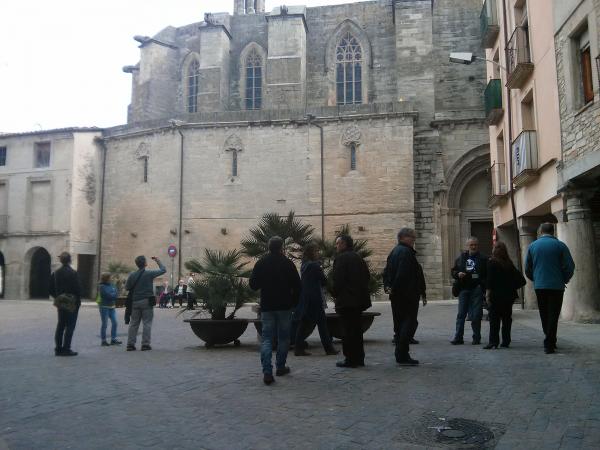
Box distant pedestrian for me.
[159,280,172,308]
[173,279,187,308]
[98,273,122,346]
[186,273,196,310]
[451,237,487,345]
[250,236,301,385]
[50,252,82,356]
[484,242,526,349]
[525,223,575,354]
[294,243,338,357]
[331,234,371,368]
[125,255,166,351]
[383,228,426,365]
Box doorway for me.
[77,254,95,299]
[29,247,51,298]
[470,221,494,257]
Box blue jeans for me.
[99,307,118,341]
[260,310,292,375]
[455,285,483,342]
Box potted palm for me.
[182,249,257,348]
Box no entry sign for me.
[167,245,177,258]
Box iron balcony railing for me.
[506,26,533,88]
[484,79,503,124]
[480,0,499,48]
[512,130,538,178]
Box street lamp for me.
[449,52,507,72]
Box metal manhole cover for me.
[396,413,506,448]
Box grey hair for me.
[397,228,416,242]
[466,236,479,244]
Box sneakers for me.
[101,341,110,347]
[263,373,275,385]
[141,345,152,351]
[110,339,122,345]
[126,345,136,351]
[397,356,419,365]
[275,366,290,376]
[450,339,464,345]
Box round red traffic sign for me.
[167,245,177,258]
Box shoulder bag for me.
[53,273,77,313]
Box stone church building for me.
[0,0,491,300]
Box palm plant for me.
[315,225,383,297]
[106,261,135,296]
[184,249,257,320]
[241,211,315,261]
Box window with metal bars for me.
[187,59,200,113]
[245,50,262,110]
[336,32,363,105]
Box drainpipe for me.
[502,0,524,307]
[95,136,108,288]
[174,125,184,281]
[306,115,325,240]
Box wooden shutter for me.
[581,47,594,104]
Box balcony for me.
[506,26,534,89]
[484,79,503,125]
[512,130,539,186]
[480,0,500,48]
[489,162,508,207]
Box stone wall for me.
[101,113,415,281]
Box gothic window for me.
[336,32,362,105]
[187,59,200,113]
[245,0,257,13]
[245,50,262,110]
[231,150,238,177]
[224,135,243,179]
[350,143,357,170]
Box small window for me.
[0,147,6,166]
[350,143,357,170]
[580,44,594,104]
[34,142,50,168]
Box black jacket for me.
[49,265,82,306]
[383,242,425,301]
[249,253,301,312]
[331,250,371,311]
[451,251,487,291]
[486,259,526,303]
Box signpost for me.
[167,245,177,288]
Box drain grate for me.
[396,413,506,448]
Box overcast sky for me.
[0,0,363,133]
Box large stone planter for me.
[184,319,249,348]
[251,319,315,344]
[326,312,381,340]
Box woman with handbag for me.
[484,241,527,349]
[294,243,338,356]
[98,273,122,346]
[49,252,81,356]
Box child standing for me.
[98,273,122,346]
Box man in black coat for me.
[451,237,487,345]
[383,228,426,365]
[331,234,371,368]
[49,252,82,356]
[250,236,301,385]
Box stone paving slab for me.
[1,300,600,449]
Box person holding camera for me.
[125,255,166,351]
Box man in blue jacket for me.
[525,222,575,354]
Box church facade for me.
[0,0,491,300]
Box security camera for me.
[449,52,477,64]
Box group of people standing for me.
[51,222,575,380]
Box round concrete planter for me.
[325,311,381,340]
[184,319,249,348]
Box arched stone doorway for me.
[0,251,5,298]
[28,247,51,299]
[440,145,493,295]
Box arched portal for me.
[29,247,51,299]
[0,251,5,298]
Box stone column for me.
[557,192,600,322]
[518,218,538,309]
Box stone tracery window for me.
[187,59,200,113]
[245,50,263,110]
[336,32,363,105]
[224,135,243,179]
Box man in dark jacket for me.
[49,252,82,356]
[451,237,487,345]
[250,236,301,385]
[331,234,371,368]
[383,228,426,365]
[525,222,575,354]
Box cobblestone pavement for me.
[1,300,600,450]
